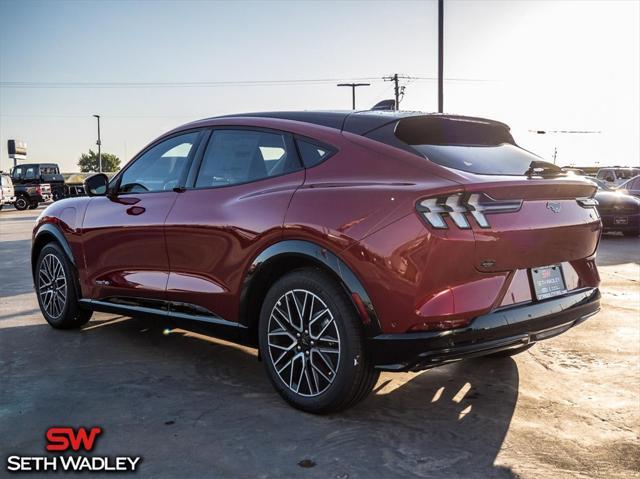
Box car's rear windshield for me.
[413,143,546,176]
[395,116,553,176]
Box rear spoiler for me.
[394,115,515,147]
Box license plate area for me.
[614,216,629,225]
[531,265,567,300]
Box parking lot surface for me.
[1,206,638,478]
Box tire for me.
[28,201,38,210]
[486,343,535,358]
[623,231,639,237]
[259,268,379,414]
[14,195,29,211]
[0,204,3,211]
[35,243,92,329]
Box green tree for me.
[78,149,121,172]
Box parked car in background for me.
[594,185,640,237]
[596,167,640,187]
[0,173,16,210]
[62,174,88,198]
[31,111,601,413]
[10,163,59,210]
[617,175,640,198]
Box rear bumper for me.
[369,288,600,371]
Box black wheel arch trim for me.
[240,239,382,336]
[32,223,76,274]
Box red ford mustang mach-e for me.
[32,111,601,413]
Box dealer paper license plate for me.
[531,265,567,300]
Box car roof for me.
[14,163,58,168]
[214,110,511,136]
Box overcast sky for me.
[0,0,638,172]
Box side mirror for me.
[84,173,109,196]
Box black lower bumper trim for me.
[369,288,600,371]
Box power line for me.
[0,75,493,89]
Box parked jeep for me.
[10,163,59,210]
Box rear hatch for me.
[391,115,601,272]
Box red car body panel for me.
[81,192,177,302]
[32,112,602,347]
[164,169,305,320]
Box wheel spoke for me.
[303,360,315,395]
[310,354,333,383]
[313,316,335,340]
[294,356,305,393]
[315,349,337,375]
[309,307,330,328]
[284,292,302,332]
[291,291,305,327]
[277,355,294,375]
[271,311,297,337]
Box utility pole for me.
[438,0,444,113]
[93,114,102,173]
[383,74,409,110]
[337,83,370,110]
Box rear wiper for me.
[525,160,563,177]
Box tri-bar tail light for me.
[576,197,599,208]
[416,192,523,229]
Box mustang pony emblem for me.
[546,202,562,213]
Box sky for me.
[0,0,638,172]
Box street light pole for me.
[337,83,370,110]
[93,114,102,173]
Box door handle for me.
[126,206,145,216]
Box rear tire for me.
[486,343,534,358]
[259,268,379,413]
[14,195,29,211]
[35,243,92,329]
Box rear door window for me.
[195,129,300,188]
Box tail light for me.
[417,193,522,229]
[577,198,598,208]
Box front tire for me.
[35,243,92,329]
[28,201,38,210]
[259,268,379,413]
